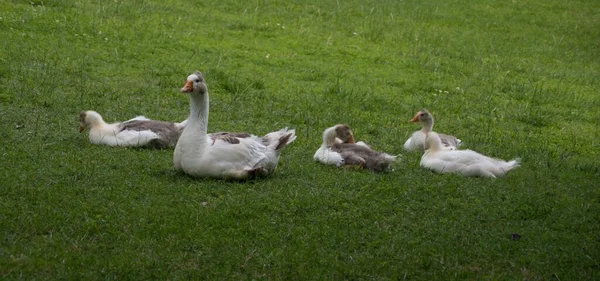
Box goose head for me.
[323,124,356,146]
[181,71,208,95]
[410,109,434,132]
[424,131,443,151]
[79,110,104,133]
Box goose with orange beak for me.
[173,71,296,180]
[403,109,461,152]
[314,124,397,172]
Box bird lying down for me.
[314,124,397,172]
[79,110,187,148]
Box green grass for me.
[1,0,599,279]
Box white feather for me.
[173,72,295,180]
[404,110,461,152]
[80,111,185,148]
[420,132,520,178]
[313,145,344,166]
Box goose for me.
[420,132,520,178]
[79,110,187,148]
[313,124,356,167]
[173,71,296,180]
[314,124,396,172]
[403,110,461,152]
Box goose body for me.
[314,124,396,172]
[173,71,296,180]
[420,132,519,178]
[404,110,461,152]
[79,110,187,148]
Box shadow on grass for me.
[152,167,288,185]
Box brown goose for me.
[314,124,397,172]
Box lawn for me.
[1,0,599,279]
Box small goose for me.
[404,110,461,152]
[420,132,520,178]
[314,124,397,172]
[173,71,296,180]
[79,110,187,148]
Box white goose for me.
[420,132,520,178]
[314,124,396,172]
[404,110,461,152]
[79,110,187,148]
[173,71,296,180]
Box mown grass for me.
[1,0,599,280]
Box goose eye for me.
[194,79,200,83]
[420,113,425,116]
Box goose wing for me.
[205,135,269,169]
[314,145,344,166]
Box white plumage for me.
[404,110,461,152]
[314,125,354,167]
[314,124,396,172]
[79,110,187,148]
[420,132,520,178]
[173,71,296,180]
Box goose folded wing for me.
[208,136,268,168]
[314,146,344,165]
[115,129,160,146]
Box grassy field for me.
[1,0,599,279]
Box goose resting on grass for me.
[79,110,187,148]
[404,109,461,152]
[314,124,397,172]
[420,132,520,178]
[173,71,296,180]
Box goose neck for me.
[323,127,339,146]
[425,135,443,151]
[421,119,434,133]
[188,92,209,133]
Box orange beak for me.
[347,134,355,144]
[181,81,193,93]
[410,113,420,122]
[79,126,85,133]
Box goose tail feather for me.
[264,128,296,151]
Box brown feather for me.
[332,143,394,172]
[209,132,252,145]
[275,133,293,151]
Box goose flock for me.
[79,71,520,179]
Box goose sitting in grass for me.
[79,110,187,148]
[420,132,520,178]
[173,71,296,180]
[404,109,461,152]
[314,124,397,172]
